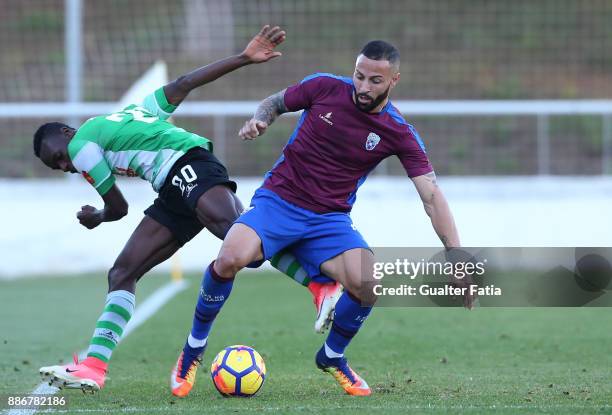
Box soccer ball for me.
[210,345,266,397]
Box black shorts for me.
[144,147,237,246]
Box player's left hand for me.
[77,205,103,229]
[242,25,286,64]
[451,274,477,310]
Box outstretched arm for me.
[239,89,288,140]
[163,25,286,106]
[412,172,477,309]
[411,171,460,249]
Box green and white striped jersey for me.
[68,88,212,195]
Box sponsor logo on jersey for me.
[82,171,95,185]
[319,112,334,125]
[365,132,381,151]
[115,167,138,177]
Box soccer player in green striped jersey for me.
[34,25,341,395]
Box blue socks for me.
[183,262,234,363]
[183,263,370,368]
[324,291,372,357]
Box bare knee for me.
[339,277,373,304]
[213,223,263,278]
[321,249,378,305]
[214,248,251,279]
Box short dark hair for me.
[360,40,400,67]
[33,122,70,157]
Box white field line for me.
[5,280,189,415]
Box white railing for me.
[4,99,612,117]
[2,100,612,175]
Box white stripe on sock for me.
[88,290,135,361]
[276,253,296,272]
[324,342,344,358]
[87,344,113,359]
[187,334,207,348]
[98,311,129,326]
[106,290,136,309]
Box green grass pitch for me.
[1,271,611,414]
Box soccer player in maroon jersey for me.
[177,40,473,396]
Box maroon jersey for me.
[263,73,433,213]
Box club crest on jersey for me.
[365,132,381,151]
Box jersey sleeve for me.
[68,138,116,196]
[284,74,337,111]
[396,124,434,178]
[140,87,178,120]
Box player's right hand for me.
[239,119,268,140]
[77,205,103,229]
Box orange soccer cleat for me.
[315,347,371,396]
[308,280,343,333]
[170,350,202,398]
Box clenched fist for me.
[77,205,103,229]
[239,119,269,140]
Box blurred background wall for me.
[2,0,612,178]
[1,0,611,277]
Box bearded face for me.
[352,54,400,113]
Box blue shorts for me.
[235,188,369,278]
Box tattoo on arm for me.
[254,89,288,125]
[422,171,438,203]
[418,171,455,249]
[425,171,438,186]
